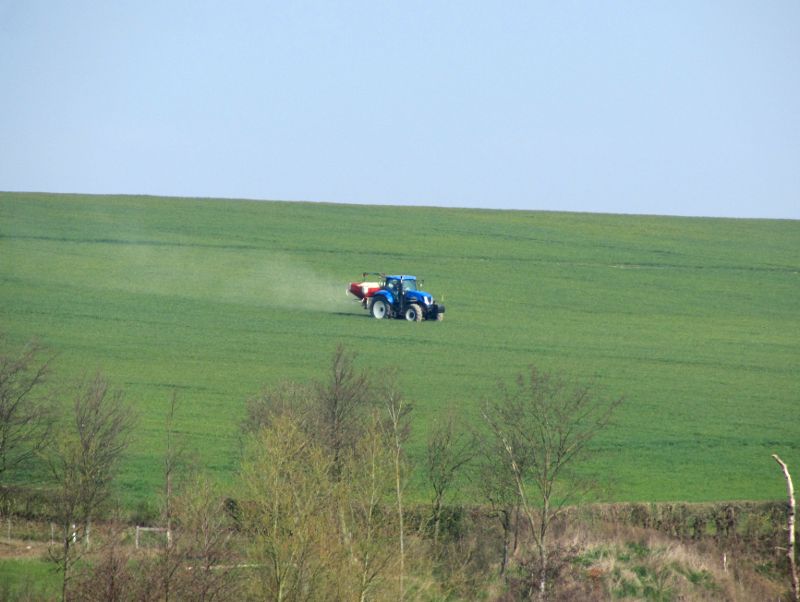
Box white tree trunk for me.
[773,454,798,602]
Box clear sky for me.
[1,1,798,219]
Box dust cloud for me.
[229,255,353,313]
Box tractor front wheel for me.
[404,304,423,322]
[371,298,390,320]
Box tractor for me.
[347,274,445,322]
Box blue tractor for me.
[348,274,445,322]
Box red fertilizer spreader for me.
[347,280,382,307]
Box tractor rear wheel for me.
[405,304,423,322]
[371,298,389,320]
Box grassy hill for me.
[1,192,797,506]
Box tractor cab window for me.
[401,278,417,291]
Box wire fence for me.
[0,517,172,549]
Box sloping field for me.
[1,192,797,505]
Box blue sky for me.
[2,1,798,219]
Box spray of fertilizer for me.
[215,254,351,313]
[88,244,351,313]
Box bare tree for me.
[481,366,621,599]
[426,411,474,546]
[313,344,374,478]
[475,425,525,578]
[0,337,54,512]
[46,373,136,602]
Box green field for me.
[0,558,60,599]
[1,192,797,506]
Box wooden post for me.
[773,454,798,602]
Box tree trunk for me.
[394,444,405,601]
[60,533,71,602]
[499,508,511,577]
[773,454,798,602]
[432,498,441,546]
[538,536,547,600]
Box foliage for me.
[237,351,413,601]
[240,412,336,600]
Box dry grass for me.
[551,521,787,601]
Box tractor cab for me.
[385,275,414,295]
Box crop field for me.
[1,192,798,507]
